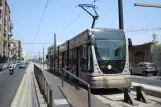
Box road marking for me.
[54,99,71,105]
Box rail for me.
[61,68,91,107]
[34,65,52,107]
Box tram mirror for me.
[128,38,133,51]
[89,36,95,45]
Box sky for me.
[7,0,161,58]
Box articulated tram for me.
[47,28,132,89]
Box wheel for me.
[142,72,147,76]
[153,74,157,76]
[130,70,134,75]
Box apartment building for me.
[0,0,13,63]
[12,40,22,61]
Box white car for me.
[131,62,158,76]
[13,64,17,69]
[19,64,26,69]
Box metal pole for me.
[118,0,124,29]
[50,89,52,107]
[134,3,161,8]
[54,33,56,73]
[87,85,91,107]
[39,51,40,63]
[43,47,44,70]
[62,70,64,87]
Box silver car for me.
[131,62,158,76]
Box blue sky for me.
[7,0,161,58]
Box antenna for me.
[78,4,99,28]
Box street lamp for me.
[118,0,124,29]
[134,3,161,8]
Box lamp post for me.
[134,3,161,8]
[118,0,124,29]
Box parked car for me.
[13,63,17,69]
[19,63,26,69]
[131,62,158,76]
[0,64,4,71]
[4,63,8,70]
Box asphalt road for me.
[0,65,28,107]
[131,75,161,87]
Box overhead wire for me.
[33,0,50,43]
[59,0,97,34]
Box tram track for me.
[94,89,161,107]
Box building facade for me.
[129,42,153,65]
[12,40,22,61]
[129,42,161,75]
[0,0,13,63]
[22,52,28,61]
[152,48,161,75]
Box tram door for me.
[76,48,81,78]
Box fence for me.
[34,65,52,107]
[61,68,91,107]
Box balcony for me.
[9,21,13,29]
[8,32,13,37]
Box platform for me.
[35,64,108,107]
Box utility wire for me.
[33,0,49,43]
[22,43,53,44]
[60,0,97,34]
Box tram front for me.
[88,28,132,89]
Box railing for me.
[61,68,91,107]
[34,65,52,107]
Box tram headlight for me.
[91,77,102,81]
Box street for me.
[0,65,27,107]
[131,75,161,87]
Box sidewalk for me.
[35,64,108,107]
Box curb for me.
[132,82,161,98]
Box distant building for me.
[0,0,13,63]
[12,40,22,61]
[129,42,153,65]
[152,48,161,75]
[129,42,161,75]
[22,52,28,61]
[9,40,16,62]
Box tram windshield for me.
[95,40,126,60]
[93,29,126,61]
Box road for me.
[0,65,27,107]
[131,75,161,87]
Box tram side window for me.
[87,46,93,72]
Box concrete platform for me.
[132,82,161,98]
[35,64,108,107]
[59,87,107,107]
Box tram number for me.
[100,65,106,69]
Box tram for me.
[47,28,132,89]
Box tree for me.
[156,44,161,48]
[152,33,158,48]
[48,45,54,51]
